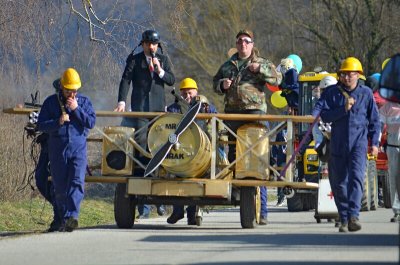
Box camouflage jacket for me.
[213,52,282,113]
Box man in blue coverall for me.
[314,57,380,232]
[38,68,96,232]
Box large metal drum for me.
[147,113,211,178]
[235,124,270,180]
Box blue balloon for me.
[287,54,302,73]
[371,73,381,82]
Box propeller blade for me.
[144,101,201,177]
[175,101,201,136]
[144,141,173,177]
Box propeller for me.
[144,101,202,177]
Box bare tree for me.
[292,0,400,74]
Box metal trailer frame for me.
[4,108,319,228]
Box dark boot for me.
[47,220,61,232]
[348,217,362,232]
[186,206,196,225]
[167,206,184,224]
[338,223,348,233]
[390,214,400,223]
[64,217,78,232]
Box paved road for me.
[0,204,399,265]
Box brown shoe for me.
[338,223,348,233]
[65,217,78,232]
[348,217,361,232]
[390,214,400,223]
[259,217,268,225]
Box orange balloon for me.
[266,83,280,92]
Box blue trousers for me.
[329,146,366,223]
[260,186,268,218]
[49,139,87,222]
[35,149,60,223]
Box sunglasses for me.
[339,72,358,78]
[236,37,253,44]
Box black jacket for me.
[118,51,175,112]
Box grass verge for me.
[0,197,115,232]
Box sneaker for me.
[338,223,348,232]
[167,212,184,224]
[136,214,149,220]
[348,217,362,232]
[64,217,78,232]
[156,205,166,216]
[47,220,61,232]
[390,214,400,223]
[259,216,268,225]
[276,197,285,207]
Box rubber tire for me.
[195,206,203,226]
[240,187,257,229]
[114,183,136,229]
[287,193,303,212]
[367,160,378,210]
[302,193,317,211]
[381,171,392,209]
[361,160,378,211]
[195,216,202,226]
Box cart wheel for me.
[240,187,257,229]
[114,183,136,229]
[368,160,378,210]
[195,216,202,226]
[361,159,378,211]
[195,206,203,226]
[381,171,392,209]
[287,193,303,212]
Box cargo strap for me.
[56,93,67,115]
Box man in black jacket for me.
[115,29,175,218]
[115,29,175,163]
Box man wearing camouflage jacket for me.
[213,29,282,225]
[213,29,282,160]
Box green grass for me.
[0,197,115,232]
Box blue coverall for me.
[37,92,96,223]
[317,82,380,223]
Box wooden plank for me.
[84,175,318,189]
[3,107,315,123]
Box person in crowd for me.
[115,29,175,218]
[379,100,400,222]
[314,57,380,232]
[213,29,282,225]
[272,127,288,207]
[33,78,61,232]
[37,68,96,232]
[166,77,217,225]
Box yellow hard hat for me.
[180,78,198,90]
[382,58,390,70]
[61,68,81,90]
[339,57,363,74]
